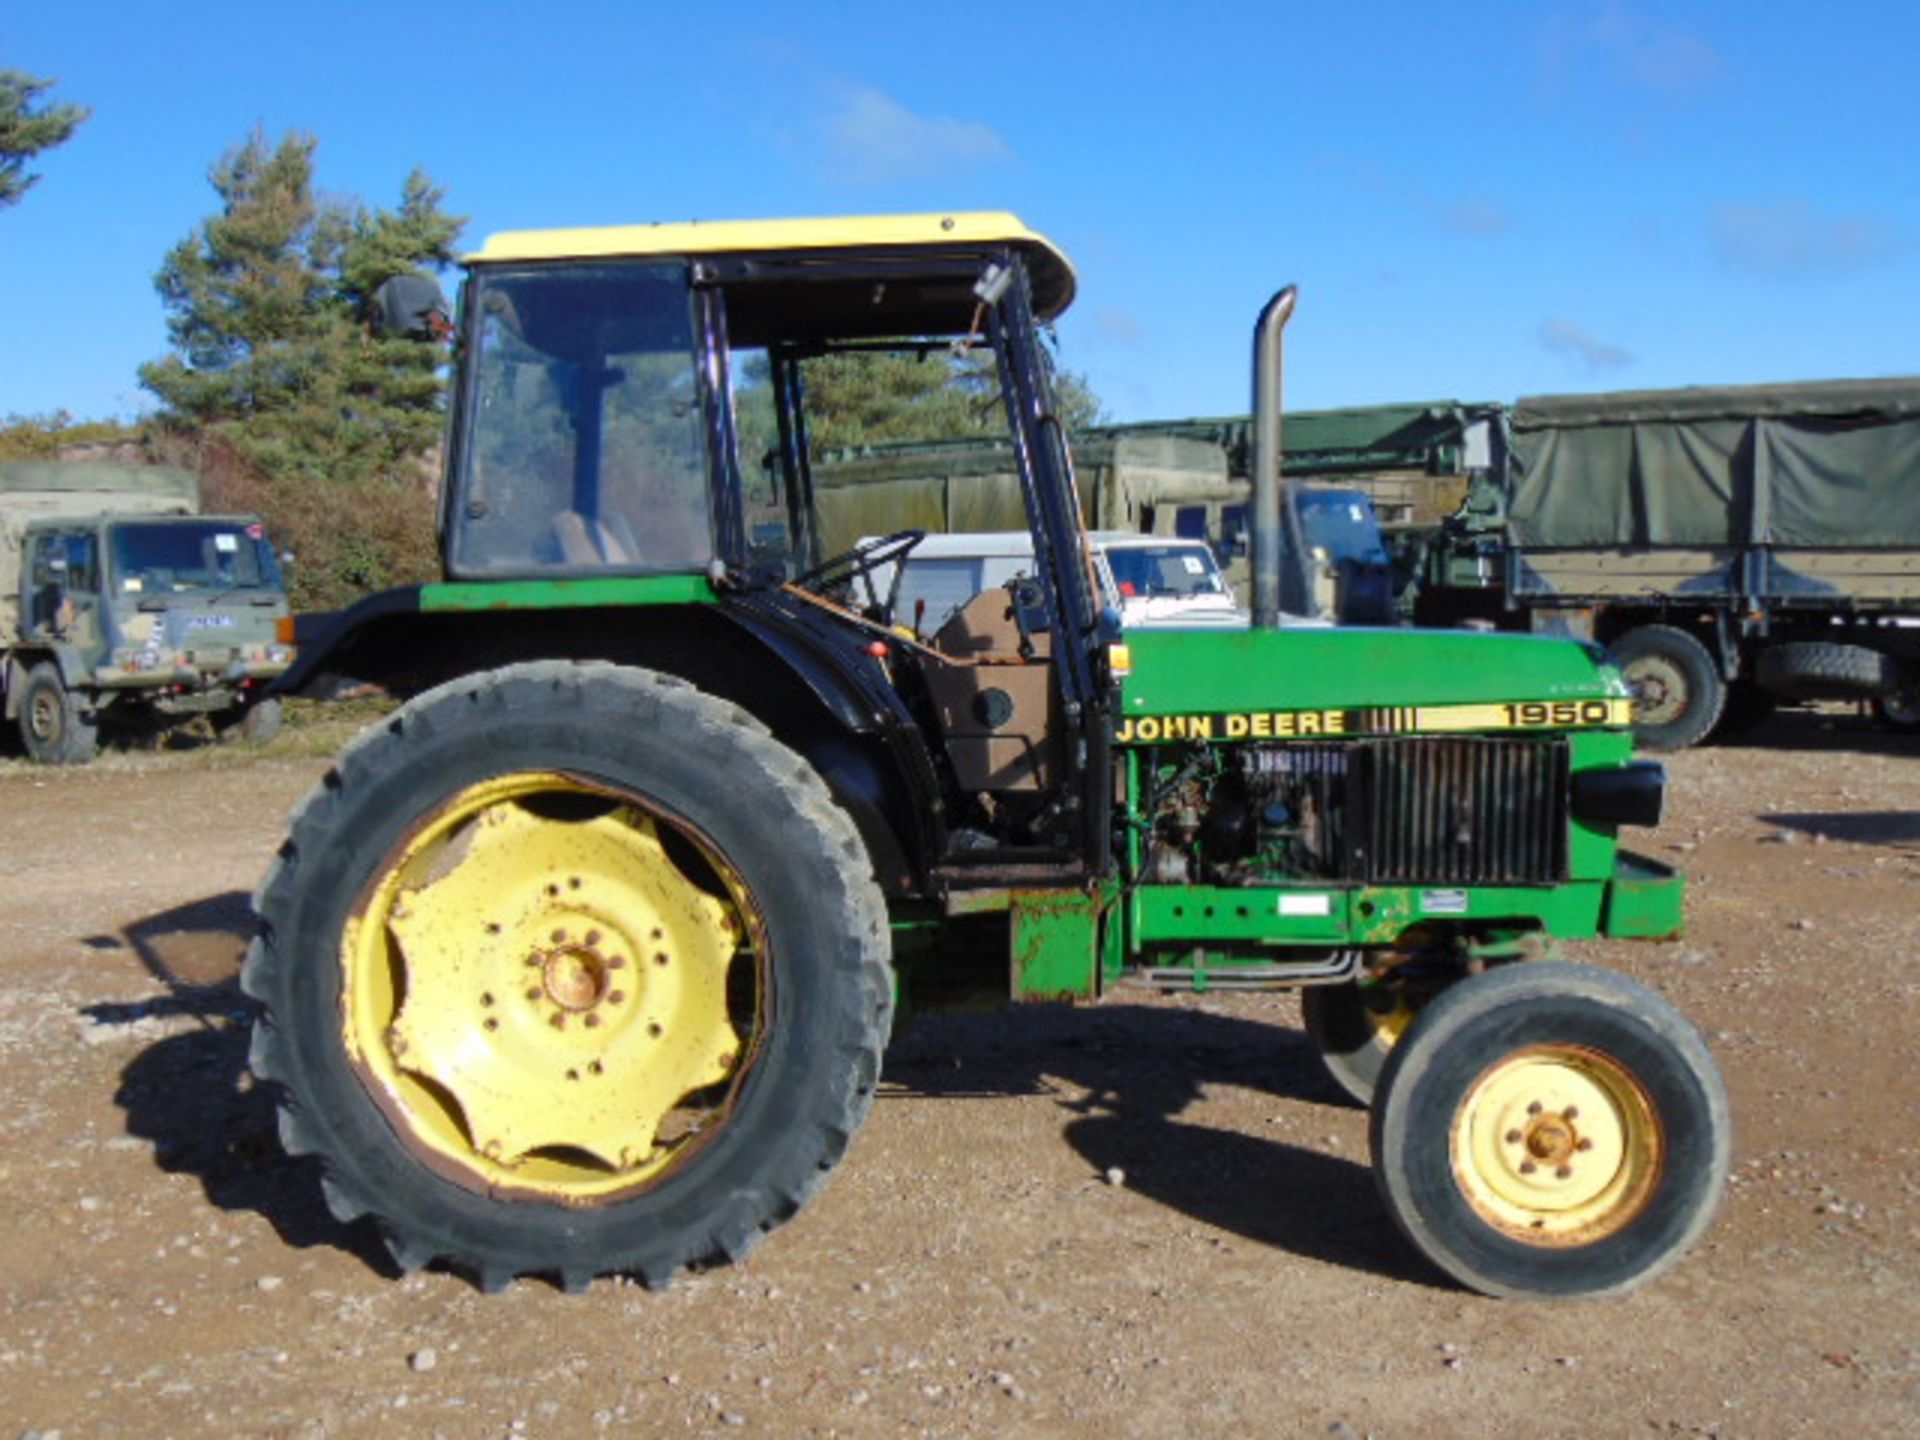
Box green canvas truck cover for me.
[811,432,1234,553]
[1506,379,1920,549]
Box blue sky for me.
[4,1,1916,425]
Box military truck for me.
[249,213,1727,1300]
[1,461,292,762]
[1412,380,1920,748]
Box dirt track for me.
[3,709,1919,1438]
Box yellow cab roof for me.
[469,211,1077,322]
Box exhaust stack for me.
[1250,285,1299,630]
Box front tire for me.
[17,662,98,764]
[1370,963,1729,1299]
[243,661,893,1292]
[1606,626,1724,752]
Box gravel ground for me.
[2,707,1918,1438]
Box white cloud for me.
[818,87,1008,187]
[1539,318,1634,370]
[1539,2,1720,101]
[1318,156,1509,238]
[1711,201,1903,274]
[1433,197,1511,238]
[1588,3,1721,94]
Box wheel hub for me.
[343,774,755,1198]
[536,938,617,1013]
[1624,660,1683,726]
[28,691,58,741]
[1452,1046,1661,1244]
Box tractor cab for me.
[431,214,1114,876]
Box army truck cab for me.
[256,214,1726,1301]
[1,462,292,762]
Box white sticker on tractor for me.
[215,533,239,552]
[1421,890,1470,915]
[1278,893,1331,917]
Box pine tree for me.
[801,346,1104,452]
[139,129,465,606]
[140,131,463,482]
[0,70,89,209]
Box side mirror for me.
[370,274,453,341]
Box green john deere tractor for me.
[246,213,1728,1299]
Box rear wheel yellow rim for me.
[341,772,762,1203]
[1451,1046,1662,1245]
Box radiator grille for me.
[1348,737,1569,885]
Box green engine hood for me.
[1117,626,1628,740]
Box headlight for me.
[1571,760,1666,829]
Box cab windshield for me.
[1103,543,1229,600]
[110,522,281,595]
[450,263,712,575]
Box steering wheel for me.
[791,529,927,609]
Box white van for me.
[872,530,1248,634]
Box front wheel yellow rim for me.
[1451,1045,1662,1246]
[341,772,764,1204]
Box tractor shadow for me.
[79,890,394,1277]
[884,1002,1438,1288]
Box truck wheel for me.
[1302,978,1417,1106]
[1872,685,1920,732]
[1370,963,1729,1299]
[243,661,893,1292]
[17,662,99,765]
[217,697,283,745]
[1605,626,1724,751]
[1755,641,1899,701]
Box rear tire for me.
[17,662,98,765]
[243,661,893,1292]
[1606,626,1724,751]
[1370,963,1729,1299]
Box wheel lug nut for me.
[609,956,627,970]
[1505,1129,1523,1145]
[584,1014,602,1029]
[551,928,568,943]
[1527,1101,1544,1115]
[1563,1106,1580,1120]
[1519,1161,1537,1175]
[525,987,542,1002]
[586,929,602,946]
[608,990,626,1005]
[549,1013,567,1030]
[1576,1138,1594,1152]
[1556,1165,1573,1179]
